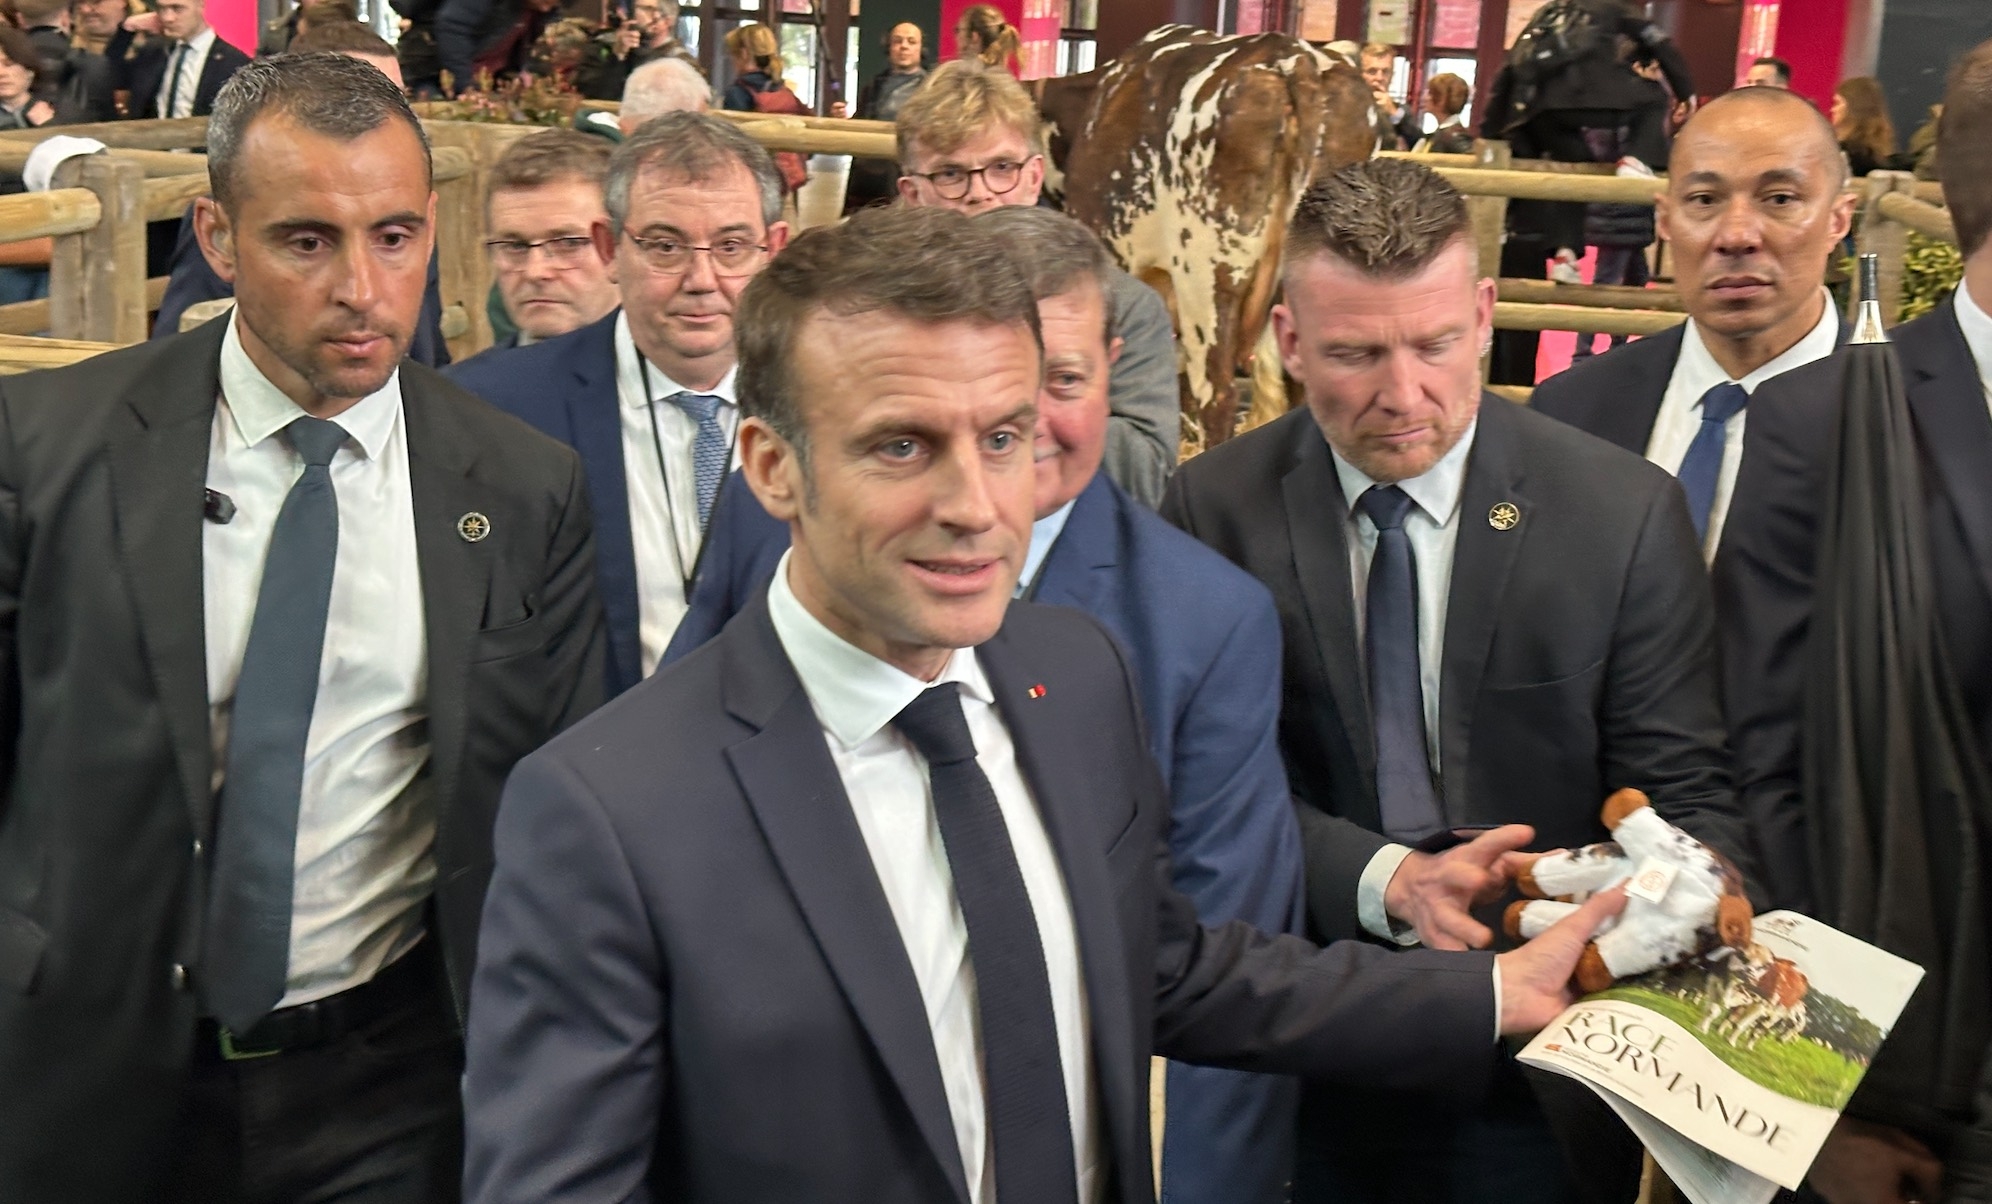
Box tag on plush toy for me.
[1624,857,1678,904]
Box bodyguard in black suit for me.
[1718,48,1992,1198]
[106,0,248,118]
[1531,87,1855,560]
[464,202,1620,1204]
[1162,160,1751,1204]
[0,56,602,1203]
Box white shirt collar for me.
[1017,496,1078,597]
[767,549,996,751]
[1950,278,1992,403]
[1328,416,1479,527]
[179,25,216,56]
[1677,289,1840,398]
[614,309,737,409]
[219,311,401,460]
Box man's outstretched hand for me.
[1494,888,1627,1036]
[1384,824,1536,950]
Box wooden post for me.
[48,153,147,345]
[1857,171,1913,328]
[1468,139,1511,383]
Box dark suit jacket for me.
[152,206,452,369]
[0,316,606,1202]
[1716,296,1992,1191]
[107,26,248,118]
[464,595,1497,1204]
[1161,398,1752,942]
[1529,322,1686,455]
[446,312,647,694]
[660,470,1310,1199]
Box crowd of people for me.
[0,11,1987,1204]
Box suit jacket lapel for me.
[402,369,492,831]
[978,623,1142,1191]
[1905,299,1992,608]
[1280,420,1376,808]
[107,319,227,835]
[566,318,643,692]
[1438,398,1531,823]
[1030,475,1118,614]
[722,600,971,1204]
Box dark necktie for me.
[1676,381,1749,541]
[671,392,727,529]
[893,683,1078,1204]
[1359,485,1445,842]
[162,41,189,118]
[203,415,348,1034]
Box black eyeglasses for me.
[484,235,596,268]
[907,156,1035,201]
[621,231,768,276]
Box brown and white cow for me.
[1038,25,1377,453]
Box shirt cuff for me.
[1491,960,1503,1042]
[1356,843,1421,946]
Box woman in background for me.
[0,24,80,304]
[1415,72,1473,155]
[953,4,1017,75]
[1832,76,1896,177]
[721,22,810,195]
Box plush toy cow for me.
[1504,788,1754,994]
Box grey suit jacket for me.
[464,596,1499,1204]
[0,316,606,1202]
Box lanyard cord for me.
[637,354,738,600]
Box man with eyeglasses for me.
[895,59,1182,507]
[450,112,787,698]
[467,129,619,358]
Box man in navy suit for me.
[1530,87,1855,561]
[450,112,789,696]
[1718,43,1992,1201]
[662,203,1539,1202]
[462,200,1620,1204]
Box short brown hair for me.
[11,0,67,28]
[973,205,1116,342]
[1359,42,1395,64]
[895,58,1041,164]
[288,19,393,58]
[736,204,1041,461]
[1426,72,1469,121]
[0,25,44,82]
[296,0,359,28]
[1285,158,1472,281]
[1940,42,1992,258]
[488,128,611,211]
[604,110,782,234]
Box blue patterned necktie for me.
[671,392,728,529]
[204,415,348,1034]
[1359,485,1446,843]
[1677,381,1750,541]
[893,684,1079,1204]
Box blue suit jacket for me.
[664,471,1309,1202]
[447,312,646,695]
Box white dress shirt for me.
[1949,277,1992,412]
[767,552,1101,1204]
[205,315,432,1008]
[157,25,215,119]
[1326,424,1476,945]
[1016,497,1077,597]
[614,312,739,676]
[1646,293,1840,560]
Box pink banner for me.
[206,0,256,59]
[1430,0,1480,50]
[1736,0,1781,89]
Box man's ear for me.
[1272,302,1302,380]
[764,220,791,256]
[1106,335,1123,368]
[737,416,804,524]
[192,195,238,286]
[591,218,619,285]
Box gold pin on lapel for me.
[1488,502,1520,531]
[458,512,491,543]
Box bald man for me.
[1531,86,1855,562]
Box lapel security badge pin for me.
[1028,684,1047,699]
[1488,502,1520,532]
[458,512,491,543]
